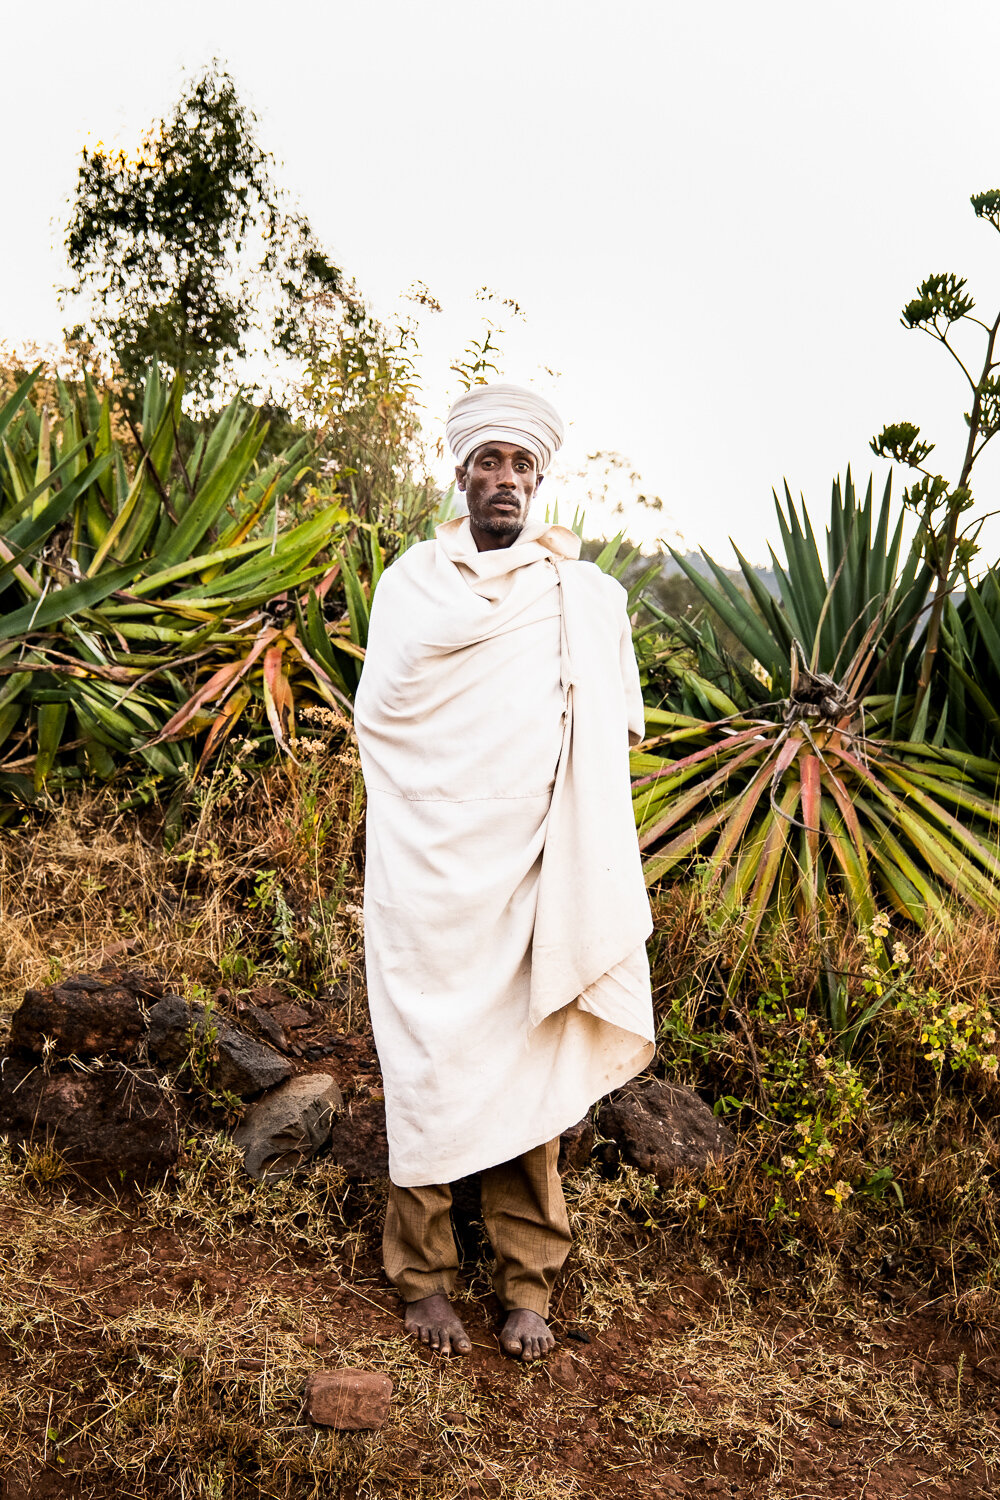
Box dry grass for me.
[644,885,1000,1328]
[3,760,1000,1495]
[2,1130,998,1499]
[0,744,368,1019]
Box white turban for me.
[446,382,565,473]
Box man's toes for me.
[454,1333,472,1354]
[500,1332,522,1356]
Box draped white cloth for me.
[354,516,655,1186]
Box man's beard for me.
[471,495,525,536]
[475,511,524,536]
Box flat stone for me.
[326,1096,389,1179]
[0,1057,179,1181]
[146,994,292,1098]
[234,1072,343,1179]
[600,1078,735,1185]
[304,1368,392,1430]
[10,978,145,1059]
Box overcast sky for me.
[4,0,1000,563]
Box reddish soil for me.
[2,982,998,1498]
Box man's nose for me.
[497,463,517,488]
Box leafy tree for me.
[64,63,341,403]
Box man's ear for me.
[535,471,544,489]
[455,465,468,493]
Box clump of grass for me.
[645,887,1000,1325]
[141,1129,380,1262]
[0,743,368,1024]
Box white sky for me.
[4,0,1000,564]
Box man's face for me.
[457,441,544,550]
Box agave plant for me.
[147,524,384,765]
[630,472,1000,962]
[0,364,352,806]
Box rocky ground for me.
[1,968,998,1499]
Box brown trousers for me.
[383,1137,571,1317]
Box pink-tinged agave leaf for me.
[819,758,870,864]
[636,739,766,850]
[767,730,801,801]
[841,745,1000,887]
[641,792,747,886]
[310,562,343,603]
[727,781,804,979]
[262,642,295,755]
[706,764,775,873]
[819,796,875,927]
[800,753,822,913]
[630,723,772,791]
[195,683,252,776]
[821,770,875,925]
[287,632,355,715]
[147,627,277,744]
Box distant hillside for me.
[663,548,778,598]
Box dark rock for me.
[0,1057,179,1181]
[304,1368,392,1430]
[326,1096,389,1179]
[600,1078,735,1184]
[558,1116,595,1172]
[241,1003,290,1052]
[234,1073,344,1179]
[270,1003,311,1030]
[101,967,165,1001]
[146,994,292,1098]
[247,984,296,1009]
[10,977,145,1059]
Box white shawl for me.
[354,516,655,1186]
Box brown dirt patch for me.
[1,1149,997,1500]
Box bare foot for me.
[404,1293,471,1356]
[500,1308,555,1362]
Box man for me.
[354,383,655,1361]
